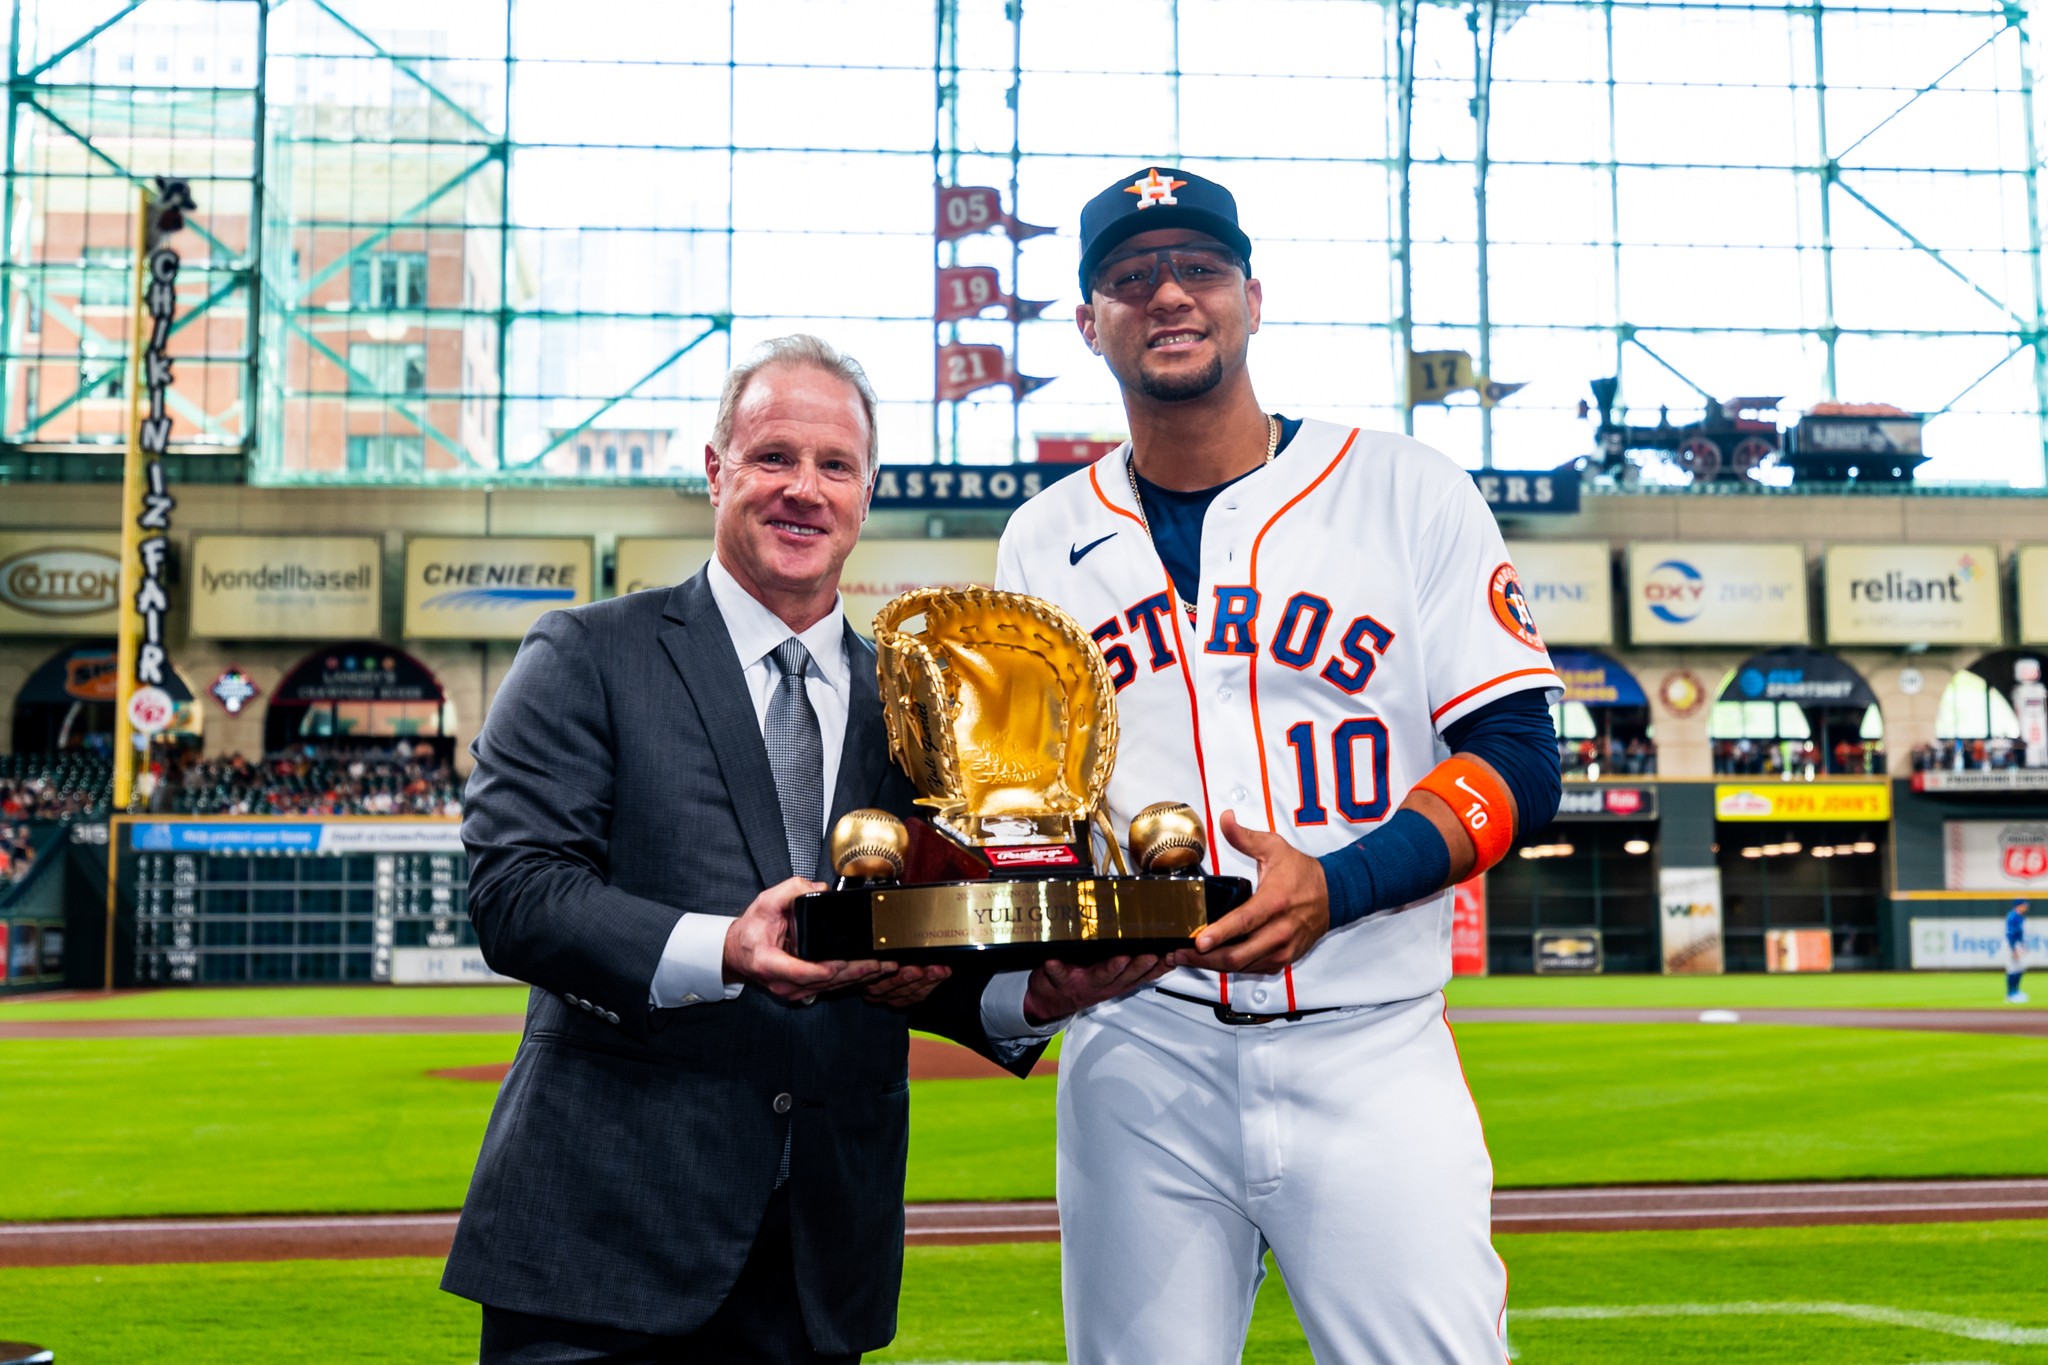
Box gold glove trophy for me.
[793,587,1250,968]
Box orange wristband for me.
[1411,756,1515,871]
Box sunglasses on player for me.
[1090,246,1247,304]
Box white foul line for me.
[1513,1301,2048,1346]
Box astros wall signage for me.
[189,535,382,640]
[1627,542,1807,645]
[1504,542,1612,644]
[403,537,592,640]
[1824,544,2001,646]
[0,531,122,634]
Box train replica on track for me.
[1582,376,1927,485]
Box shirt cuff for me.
[980,968,1065,1042]
[649,913,745,1008]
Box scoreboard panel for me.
[111,818,502,986]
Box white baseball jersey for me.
[997,418,1562,1012]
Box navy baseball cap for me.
[1077,166,1253,294]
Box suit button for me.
[565,994,580,1006]
[604,1010,619,1024]
[772,1093,794,1115]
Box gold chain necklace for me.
[1126,414,1281,621]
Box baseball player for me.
[2009,900,2029,1003]
[995,167,1564,1362]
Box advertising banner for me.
[1943,821,2048,891]
[1451,879,1486,976]
[1554,785,1657,819]
[1627,543,1808,645]
[1910,917,2048,969]
[1765,927,1833,972]
[403,537,592,640]
[610,539,999,635]
[0,531,122,635]
[1506,543,1612,644]
[189,535,382,640]
[130,820,462,854]
[2020,547,2048,644]
[1534,929,1602,974]
[1550,647,1646,708]
[1714,783,1890,822]
[390,946,516,985]
[1659,865,1725,974]
[840,541,998,634]
[1823,544,2001,645]
[613,538,715,597]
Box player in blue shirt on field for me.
[2008,900,2030,1004]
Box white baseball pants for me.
[1055,990,1508,1364]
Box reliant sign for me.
[1626,543,1808,645]
[1824,544,2001,646]
[403,537,593,640]
[0,532,122,634]
[189,535,382,640]
[1505,542,1611,644]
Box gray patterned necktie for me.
[765,637,824,880]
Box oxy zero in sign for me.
[126,685,174,735]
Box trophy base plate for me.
[794,875,1251,969]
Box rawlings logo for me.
[987,845,1080,868]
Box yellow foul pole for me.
[111,185,154,812]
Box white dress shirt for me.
[647,556,1054,1044]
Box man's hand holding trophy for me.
[794,586,1249,967]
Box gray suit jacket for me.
[441,569,1037,1350]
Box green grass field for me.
[6,1223,2045,1363]
[1,971,2037,1022]
[6,1023,2046,1218]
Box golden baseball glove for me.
[873,586,1118,844]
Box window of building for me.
[347,343,426,396]
[81,247,131,306]
[576,443,592,474]
[603,444,617,474]
[345,435,426,475]
[629,444,644,474]
[350,251,428,310]
[81,358,122,401]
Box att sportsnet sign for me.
[872,462,1579,514]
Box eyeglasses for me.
[1090,246,1245,304]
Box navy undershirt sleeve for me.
[1130,415,1301,608]
[1317,688,1561,928]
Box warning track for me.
[4,1180,2044,1268]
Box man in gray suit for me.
[442,337,1159,1362]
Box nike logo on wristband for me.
[1069,533,1117,565]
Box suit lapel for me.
[658,569,790,887]
[829,623,890,837]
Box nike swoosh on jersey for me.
[1070,533,1117,565]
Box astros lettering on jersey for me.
[998,418,1563,1011]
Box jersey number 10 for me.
[1284,718,1390,825]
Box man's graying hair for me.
[710,334,881,477]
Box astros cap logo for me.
[1125,168,1187,209]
